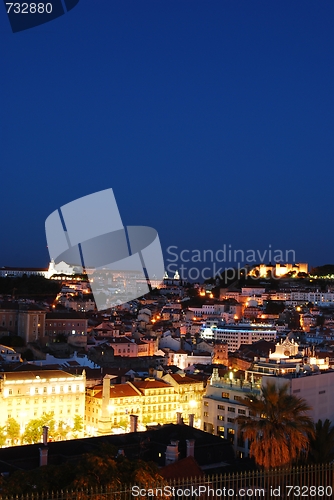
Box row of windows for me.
[217,427,250,449]
[142,396,177,402]
[2,320,14,327]
[218,415,235,422]
[8,385,81,395]
[8,395,81,404]
[220,393,247,402]
[86,412,175,424]
[205,408,247,417]
[45,331,85,336]
[47,322,85,327]
[144,390,174,396]
[88,397,142,405]
[108,409,141,416]
[142,404,177,410]
[8,407,80,419]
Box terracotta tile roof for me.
[93,384,139,399]
[109,337,133,344]
[131,380,171,390]
[94,322,114,331]
[1,370,82,381]
[160,456,204,480]
[169,374,202,385]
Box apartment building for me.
[85,375,205,435]
[200,323,277,351]
[0,370,86,433]
[202,369,261,458]
[85,382,141,435]
[128,379,178,426]
[263,370,334,425]
[163,373,205,425]
[0,345,21,363]
[45,311,87,347]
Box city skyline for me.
[1,1,333,269]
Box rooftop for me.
[92,384,139,399]
[0,424,235,472]
[0,370,85,381]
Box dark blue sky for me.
[0,0,333,275]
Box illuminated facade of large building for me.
[202,369,261,458]
[249,262,308,278]
[85,375,205,435]
[200,323,277,351]
[0,370,86,437]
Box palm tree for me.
[236,381,314,469]
[309,419,334,464]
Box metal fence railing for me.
[0,462,333,499]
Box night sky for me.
[0,1,333,278]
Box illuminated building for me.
[128,379,178,426]
[249,263,308,278]
[86,375,205,435]
[200,323,277,350]
[86,378,178,435]
[202,369,260,458]
[86,379,141,435]
[162,373,205,426]
[269,337,300,359]
[0,345,21,363]
[0,370,86,438]
[212,342,229,365]
[0,267,49,278]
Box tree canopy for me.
[0,444,163,495]
[6,418,20,445]
[309,419,334,464]
[0,275,61,300]
[236,382,315,469]
[22,413,56,444]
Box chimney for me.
[39,426,49,467]
[188,414,194,427]
[39,447,48,467]
[176,412,183,425]
[165,440,179,465]
[42,426,48,446]
[186,439,195,457]
[130,414,138,433]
